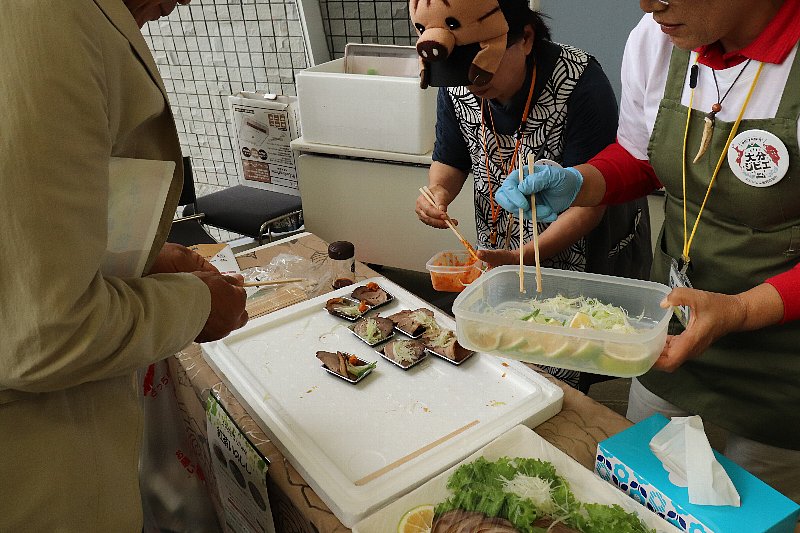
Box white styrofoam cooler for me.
[295,58,437,155]
[202,277,563,527]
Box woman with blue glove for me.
[497,0,800,502]
[414,0,653,389]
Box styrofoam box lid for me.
[202,277,563,527]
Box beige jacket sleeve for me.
[0,0,211,395]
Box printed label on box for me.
[229,93,301,196]
[206,393,275,533]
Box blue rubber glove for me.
[495,165,584,222]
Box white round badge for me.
[727,129,789,187]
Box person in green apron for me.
[496,0,800,502]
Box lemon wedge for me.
[569,311,594,329]
[397,504,434,533]
[466,326,501,350]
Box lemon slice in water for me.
[600,343,649,375]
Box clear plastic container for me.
[425,250,486,293]
[452,266,673,378]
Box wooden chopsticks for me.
[419,186,480,262]
[242,278,305,287]
[527,153,543,293]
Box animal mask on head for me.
[409,0,509,89]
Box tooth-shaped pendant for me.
[693,113,715,163]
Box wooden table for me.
[169,232,633,532]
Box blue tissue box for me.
[595,414,800,533]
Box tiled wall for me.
[142,0,415,195]
[143,0,309,193]
[319,0,415,58]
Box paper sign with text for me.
[206,393,275,533]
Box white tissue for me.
[649,416,741,506]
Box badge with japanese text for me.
[728,129,789,187]
[206,393,275,533]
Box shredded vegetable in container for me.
[509,295,641,334]
[452,266,673,378]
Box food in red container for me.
[426,250,485,292]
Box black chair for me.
[181,159,303,245]
[167,157,218,246]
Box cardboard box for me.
[596,414,800,533]
[229,92,301,196]
[295,54,437,155]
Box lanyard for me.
[480,64,537,246]
[679,59,764,267]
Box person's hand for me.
[147,243,218,275]
[476,248,518,268]
[495,165,583,222]
[192,271,248,343]
[415,185,458,229]
[654,288,747,372]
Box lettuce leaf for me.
[433,457,654,533]
[569,503,655,533]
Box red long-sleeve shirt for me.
[589,141,800,323]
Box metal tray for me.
[376,339,428,370]
[424,345,476,366]
[349,318,396,347]
[319,353,376,384]
[325,296,369,321]
[350,283,395,311]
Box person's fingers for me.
[660,287,692,308]
[656,329,702,372]
[415,203,450,228]
[496,187,529,212]
[236,309,249,330]
[221,274,245,286]
[416,195,447,219]
[535,204,556,222]
[516,166,549,195]
[477,249,515,267]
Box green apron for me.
[641,47,800,449]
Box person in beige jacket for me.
[0,0,248,530]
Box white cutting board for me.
[353,424,683,533]
[202,276,563,527]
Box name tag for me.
[668,258,692,327]
[728,129,789,187]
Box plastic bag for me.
[139,361,222,533]
[241,253,331,299]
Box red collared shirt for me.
[695,0,800,68]
[590,3,800,321]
